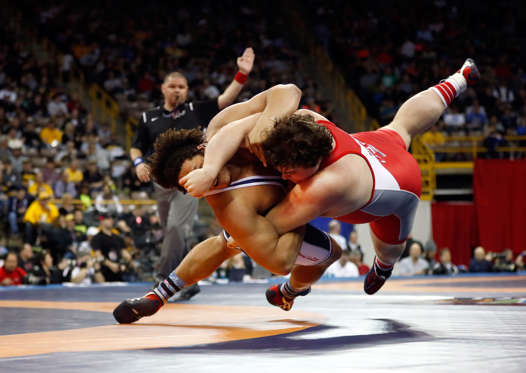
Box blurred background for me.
[0,0,525,287]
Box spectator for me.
[23,191,59,245]
[443,104,466,134]
[469,246,494,273]
[432,248,459,275]
[40,119,63,148]
[73,209,88,237]
[348,249,370,275]
[47,94,69,117]
[83,159,104,193]
[423,244,438,275]
[0,251,27,286]
[398,242,428,276]
[20,159,36,188]
[28,170,54,198]
[53,170,77,198]
[421,123,446,161]
[22,120,44,153]
[28,250,64,285]
[515,252,525,272]
[90,215,126,282]
[7,186,31,236]
[1,160,19,190]
[328,220,347,251]
[347,230,361,253]
[78,184,92,210]
[494,249,518,272]
[58,193,76,216]
[483,123,506,159]
[41,214,75,264]
[8,139,25,177]
[41,158,61,186]
[64,158,83,185]
[76,226,99,257]
[17,243,34,274]
[465,100,488,133]
[326,251,359,277]
[69,253,104,285]
[0,137,10,163]
[95,184,123,216]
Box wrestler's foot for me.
[364,259,392,295]
[265,284,311,311]
[113,291,164,324]
[458,58,480,86]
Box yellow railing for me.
[88,84,120,135]
[411,136,436,201]
[432,135,526,160]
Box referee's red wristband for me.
[234,71,248,84]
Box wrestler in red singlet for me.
[317,120,421,245]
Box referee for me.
[130,48,255,300]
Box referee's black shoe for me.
[173,283,201,301]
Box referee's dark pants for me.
[154,183,199,279]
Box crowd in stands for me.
[324,220,525,278]
[304,0,526,160]
[2,2,525,287]
[29,1,335,122]
[0,1,334,287]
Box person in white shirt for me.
[327,251,359,278]
[398,242,429,276]
[328,220,347,251]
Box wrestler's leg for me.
[363,229,405,295]
[266,225,342,311]
[288,237,342,291]
[385,89,446,149]
[370,230,405,265]
[385,59,479,149]
[174,235,239,286]
[113,235,239,323]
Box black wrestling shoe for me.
[113,292,163,324]
[363,259,392,295]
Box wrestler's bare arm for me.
[181,84,302,196]
[265,166,364,235]
[209,189,304,275]
[207,84,301,139]
[180,113,260,196]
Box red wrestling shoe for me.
[265,283,311,311]
[113,291,164,324]
[458,58,480,86]
[363,259,392,295]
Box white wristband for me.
[133,157,144,167]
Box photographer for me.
[493,249,518,272]
[90,214,126,282]
[28,250,66,285]
[69,253,105,284]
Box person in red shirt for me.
[0,251,27,286]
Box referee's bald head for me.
[163,71,187,84]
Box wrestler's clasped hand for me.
[180,168,216,197]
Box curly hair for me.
[261,114,333,168]
[149,128,204,191]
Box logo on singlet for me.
[357,140,387,164]
[298,252,320,262]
